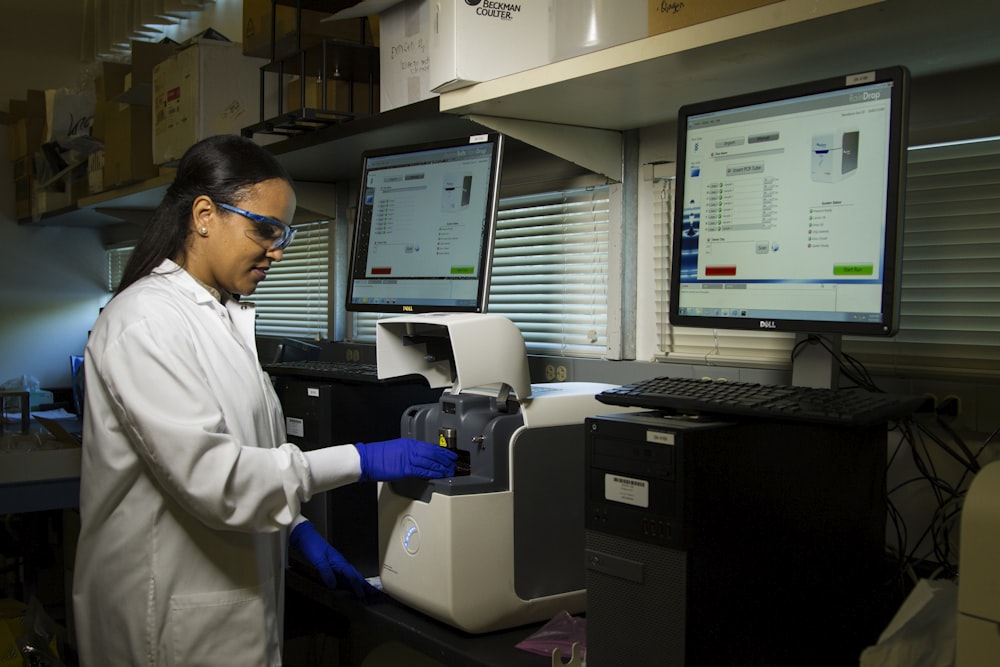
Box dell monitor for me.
[346,133,505,314]
[669,66,910,385]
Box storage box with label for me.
[647,0,784,36]
[378,0,435,111]
[152,32,268,165]
[429,0,553,93]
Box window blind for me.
[106,224,330,338]
[654,136,1000,379]
[845,137,1000,379]
[651,173,795,367]
[107,246,133,292]
[252,219,330,339]
[351,185,611,358]
[490,186,610,357]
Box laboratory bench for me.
[0,414,82,515]
[285,567,557,667]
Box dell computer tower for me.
[585,412,888,666]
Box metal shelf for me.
[246,38,380,138]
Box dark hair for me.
[116,135,293,295]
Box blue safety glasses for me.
[217,202,297,251]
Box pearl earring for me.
[198,227,208,236]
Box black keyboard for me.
[263,360,380,381]
[596,376,925,427]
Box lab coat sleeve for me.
[303,444,362,491]
[97,315,321,532]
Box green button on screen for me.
[450,266,475,275]
[833,264,874,276]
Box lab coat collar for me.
[151,259,224,307]
[150,259,259,350]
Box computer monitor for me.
[669,66,910,344]
[346,133,505,314]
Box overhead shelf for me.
[25,99,482,227]
[29,0,999,229]
[438,0,1000,131]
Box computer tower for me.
[272,374,442,576]
[584,412,888,666]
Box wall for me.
[0,0,106,389]
[0,1,243,389]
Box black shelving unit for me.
[245,39,379,137]
[245,1,380,139]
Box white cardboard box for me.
[429,0,552,93]
[152,36,267,164]
[379,0,436,112]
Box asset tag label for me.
[286,417,304,438]
[647,430,675,445]
[307,387,320,397]
[605,473,650,508]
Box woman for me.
[72,135,455,666]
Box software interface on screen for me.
[348,136,500,312]
[676,77,900,328]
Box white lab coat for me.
[72,260,350,666]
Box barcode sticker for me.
[605,473,650,508]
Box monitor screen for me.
[669,66,910,337]
[346,133,504,314]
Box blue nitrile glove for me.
[289,520,375,599]
[354,437,458,483]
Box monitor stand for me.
[791,332,841,390]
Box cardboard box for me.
[123,39,180,105]
[12,156,32,220]
[34,169,87,217]
[429,0,553,93]
[88,149,104,194]
[243,0,374,60]
[152,34,268,164]
[103,100,157,187]
[379,0,435,111]
[551,0,647,61]
[648,0,784,36]
[93,61,158,189]
[97,61,132,103]
[7,90,46,160]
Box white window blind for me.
[252,219,330,339]
[654,137,1000,379]
[490,186,610,356]
[651,174,795,367]
[351,185,611,357]
[107,246,133,292]
[845,137,1000,379]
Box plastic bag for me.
[515,610,586,663]
[1,375,41,393]
[859,578,957,667]
[0,597,66,667]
